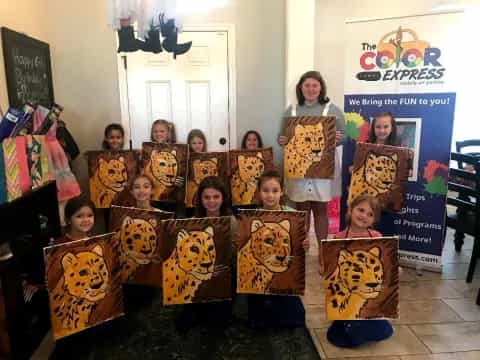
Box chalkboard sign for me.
[1,27,54,108]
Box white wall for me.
[315,0,479,144]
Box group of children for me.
[58,110,402,348]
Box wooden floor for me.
[303,228,480,360]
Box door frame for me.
[117,23,237,149]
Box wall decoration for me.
[229,148,274,206]
[1,27,54,108]
[321,236,399,320]
[348,142,410,211]
[87,151,138,208]
[161,217,232,305]
[284,116,336,179]
[44,234,124,340]
[185,152,229,208]
[236,209,306,295]
[109,205,174,285]
[141,143,188,202]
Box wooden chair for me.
[452,140,480,251]
[446,152,480,282]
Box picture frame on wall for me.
[395,117,422,182]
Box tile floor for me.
[303,230,480,359]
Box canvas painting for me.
[44,233,124,340]
[185,152,229,208]
[26,135,49,189]
[236,209,306,295]
[87,151,138,208]
[321,236,399,320]
[284,116,336,179]
[229,148,274,206]
[141,142,188,202]
[161,217,232,305]
[348,142,410,211]
[109,205,174,286]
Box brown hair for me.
[64,196,95,230]
[187,129,207,152]
[195,176,231,217]
[128,174,154,192]
[150,119,176,143]
[241,130,264,149]
[257,169,286,207]
[346,194,381,225]
[296,71,330,105]
[368,111,398,145]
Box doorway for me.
[117,26,236,151]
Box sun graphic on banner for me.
[344,112,370,142]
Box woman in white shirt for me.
[278,71,346,271]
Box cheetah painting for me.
[87,151,138,208]
[284,116,336,179]
[348,142,410,211]
[161,217,232,305]
[44,234,124,340]
[141,142,188,202]
[321,236,399,320]
[109,205,174,286]
[236,209,306,295]
[185,152,229,208]
[229,148,274,206]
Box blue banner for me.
[342,93,456,269]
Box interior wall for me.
[38,0,285,188]
[0,1,50,112]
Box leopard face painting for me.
[144,149,178,200]
[49,245,109,339]
[89,157,128,207]
[231,152,264,205]
[117,216,158,282]
[186,158,218,207]
[285,123,325,178]
[326,247,384,319]
[163,226,216,304]
[237,219,292,293]
[348,152,398,205]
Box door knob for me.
[219,137,227,145]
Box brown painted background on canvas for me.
[43,234,124,329]
[186,152,230,207]
[323,237,399,318]
[229,148,274,204]
[351,142,410,211]
[236,210,306,295]
[285,116,336,179]
[109,206,174,286]
[87,151,139,207]
[160,217,232,302]
[141,143,188,202]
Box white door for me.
[118,31,231,151]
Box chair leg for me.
[466,237,480,283]
[454,231,465,252]
[477,288,480,306]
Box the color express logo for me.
[357,27,445,82]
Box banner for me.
[342,12,462,270]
